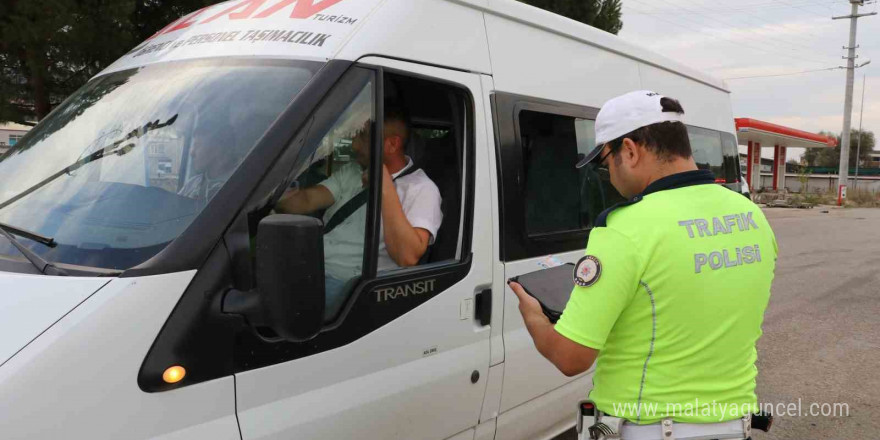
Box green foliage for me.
[797,191,828,206]
[847,187,880,208]
[803,129,875,168]
[518,0,623,34]
[131,0,219,43]
[796,167,810,194]
[0,0,215,125]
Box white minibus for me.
[0,1,741,439]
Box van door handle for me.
[475,288,491,326]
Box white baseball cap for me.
[576,90,684,168]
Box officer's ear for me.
[620,138,643,167]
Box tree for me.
[803,129,875,168]
[796,167,811,194]
[0,0,215,125]
[802,131,838,167]
[0,0,138,125]
[850,130,876,168]
[518,0,623,34]
[131,0,220,43]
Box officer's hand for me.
[508,281,546,323]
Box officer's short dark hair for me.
[607,97,692,163]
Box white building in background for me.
[0,122,31,155]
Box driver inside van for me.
[276,107,443,318]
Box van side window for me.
[720,132,740,184]
[377,73,469,271]
[492,93,610,261]
[273,68,376,322]
[687,126,724,178]
[518,110,601,236]
[236,66,476,370]
[274,70,472,317]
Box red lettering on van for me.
[291,0,347,18]
[146,5,212,40]
[146,0,349,41]
[201,0,269,23]
[253,0,347,19]
[167,6,214,32]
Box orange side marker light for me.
[162,365,186,384]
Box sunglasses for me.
[594,140,622,170]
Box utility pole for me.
[854,74,866,189]
[833,1,875,205]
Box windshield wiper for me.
[0,222,68,276]
[0,221,56,247]
[0,114,178,212]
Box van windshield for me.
[0,58,321,271]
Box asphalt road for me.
[554,207,880,440]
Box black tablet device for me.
[509,263,575,323]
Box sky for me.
[618,0,880,159]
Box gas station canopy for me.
[735,118,838,149]
[735,118,838,192]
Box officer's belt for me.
[578,400,759,440]
[618,417,749,440]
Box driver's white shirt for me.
[319,157,442,281]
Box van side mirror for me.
[223,214,325,342]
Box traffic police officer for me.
[509,91,777,440]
